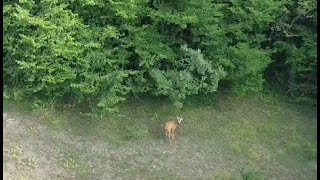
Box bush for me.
[4,0,316,113]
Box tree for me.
[4,0,317,114]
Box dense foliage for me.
[4,0,317,112]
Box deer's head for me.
[177,116,183,124]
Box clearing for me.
[3,95,317,179]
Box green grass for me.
[4,144,37,169]
[3,93,317,179]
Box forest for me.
[4,0,317,112]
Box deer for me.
[164,116,183,143]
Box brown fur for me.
[164,117,183,143]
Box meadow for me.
[3,94,317,179]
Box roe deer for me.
[164,117,183,143]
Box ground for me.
[3,95,317,179]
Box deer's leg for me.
[168,130,172,143]
[171,131,175,142]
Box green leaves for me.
[227,43,272,94]
[147,45,226,106]
[267,0,317,104]
[4,0,316,113]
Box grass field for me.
[3,94,317,179]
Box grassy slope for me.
[3,94,317,179]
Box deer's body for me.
[164,117,183,143]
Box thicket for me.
[4,0,317,113]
